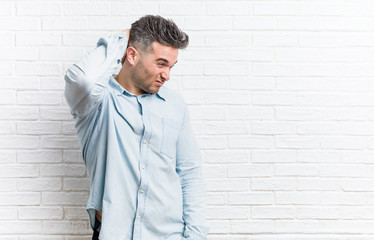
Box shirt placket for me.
[133,95,151,240]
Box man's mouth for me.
[156,80,164,86]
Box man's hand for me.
[122,29,130,40]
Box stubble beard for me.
[130,60,158,94]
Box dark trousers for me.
[92,216,101,240]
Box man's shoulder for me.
[158,86,187,107]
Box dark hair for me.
[129,15,189,53]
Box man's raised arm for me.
[64,31,128,117]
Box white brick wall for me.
[2,0,374,239]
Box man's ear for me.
[125,47,138,66]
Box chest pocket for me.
[161,118,181,159]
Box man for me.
[64,15,209,240]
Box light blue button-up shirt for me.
[64,32,209,240]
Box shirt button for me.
[137,215,140,219]
[140,190,144,193]
[143,140,147,144]
[141,164,145,169]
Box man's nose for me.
[160,69,170,81]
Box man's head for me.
[120,15,189,95]
[128,15,189,55]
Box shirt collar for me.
[109,75,166,101]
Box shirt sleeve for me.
[176,105,210,240]
[64,32,128,117]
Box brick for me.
[276,192,321,205]
[0,47,37,61]
[275,136,319,149]
[228,136,273,149]
[299,3,346,16]
[64,207,87,220]
[63,3,109,16]
[111,2,159,16]
[204,150,250,164]
[41,136,80,149]
[251,206,294,219]
[0,121,16,134]
[42,17,87,30]
[233,17,277,30]
[206,179,248,192]
[252,178,295,191]
[208,206,249,219]
[0,150,16,163]
[185,17,232,30]
[207,2,251,15]
[228,164,272,178]
[297,178,340,191]
[40,106,72,120]
[275,107,321,120]
[204,121,248,135]
[86,17,133,31]
[0,193,40,206]
[18,207,63,220]
[205,63,250,76]
[42,221,88,234]
[275,164,319,177]
[0,179,17,192]
[0,221,42,233]
[207,193,227,205]
[42,192,88,205]
[252,92,297,106]
[205,34,250,47]
[64,178,90,191]
[197,136,227,150]
[62,32,101,47]
[16,2,61,16]
[0,32,13,46]
[228,192,273,205]
[0,164,39,178]
[0,208,16,219]
[182,49,226,61]
[40,47,85,61]
[0,136,39,149]
[17,150,62,164]
[17,121,61,135]
[15,62,61,76]
[0,17,40,30]
[321,136,366,150]
[40,164,86,177]
[0,76,40,90]
[227,106,273,120]
[182,76,228,90]
[0,2,12,16]
[230,220,274,233]
[63,150,83,163]
[17,91,62,105]
[205,92,250,105]
[229,48,273,61]
[18,178,62,191]
[320,164,366,178]
[253,63,297,77]
[160,3,205,15]
[252,150,296,163]
[203,165,227,178]
[252,121,296,135]
[254,2,298,15]
[229,77,274,90]
[16,32,61,46]
[253,32,298,47]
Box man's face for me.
[130,41,178,95]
